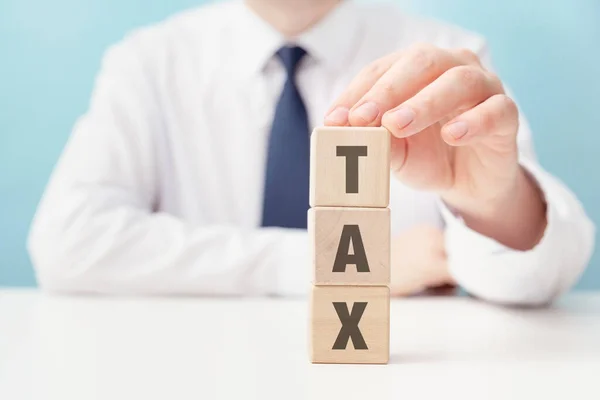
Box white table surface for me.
[1,289,600,400]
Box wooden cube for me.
[309,207,390,286]
[309,286,390,364]
[310,127,390,208]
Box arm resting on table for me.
[27,35,308,296]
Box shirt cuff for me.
[440,159,582,305]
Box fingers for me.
[324,44,514,150]
[440,94,519,147]
[450,47,483,68]
[390,225,450,297]
[381,66,504,138]
[390,248,450,297]
[325,44,484,128]
[324,52,401,126]
[347,44,460,127]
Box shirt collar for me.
[295,1,361,72]
[235,0,362,77]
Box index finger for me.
[324,52,402,126]
[348,44,460,127]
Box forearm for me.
[29,203,308,296]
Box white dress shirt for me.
[28,0,595,304]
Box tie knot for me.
[277,46,307,76]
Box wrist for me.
[441,167,548,250]
[442,162,521,217]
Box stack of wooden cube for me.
[308,126,391,364]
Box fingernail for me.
[325,107,349,125]
[444,121,469,140]
[352,102,380,124]
[390,107,416,130]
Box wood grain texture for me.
[310,127,391,207]
[309,207,390,286]
[309,286,390,364]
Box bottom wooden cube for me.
[309,286,390,364]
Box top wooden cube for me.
[310,127,391,208]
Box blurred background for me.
[1,0,599,288]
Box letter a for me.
[333,225,369,273]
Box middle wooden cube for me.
[309,207,390,286]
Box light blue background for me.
[1,0,599,287]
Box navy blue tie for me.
[261,46,310,229]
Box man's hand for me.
[325,44,547,250]
[390,225,452,296]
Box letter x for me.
[332,302,368,350]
